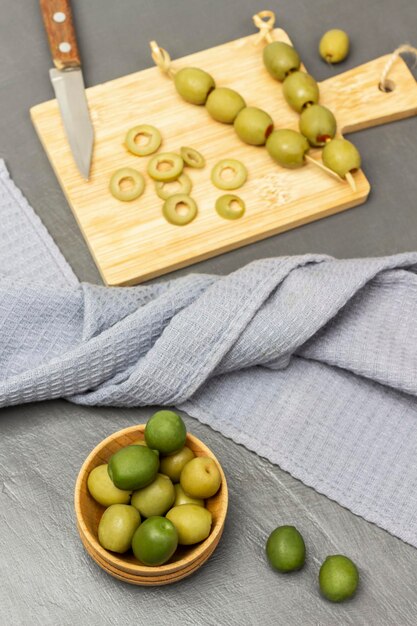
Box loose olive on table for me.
[319,555,359,602]
[322,138,361,178]
[211,159,248,190]
[155,173,192,200]
[266,525,306,572]
[266,129,309,169]
[162,194,198,226]
[263,41,301,81]
[215,194,245,220]
[206,87,246,124]
[180,146,206,169]
[147,152,184,182]
[125,124,162,156]
[109,168,145,202]
[299,104,337,147]
[282,71,320,113]
[234,106,274,146]
[98,504,141,553]
[174,67,215,105]
[319,29,350,64]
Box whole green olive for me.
[299,105,337,147]
[174,67,215,105]
[98,504,141,553]
[263,41,301,81]
[282,71,319,113]
[180,456,221,499]
[322,138,361,178]
[132,516,178,566]
[108,445,159,491]
[319,29,350,64]
[266,525,306,572]
[87,464,131,507]
[319,555,359,602]
[131,473,175,517]
[166,504,212,545]
[234,107,274,146]
[159,446,195,483]
[266,129,309,169]
[173,483,205,508]
[206,87,246,124]
[145,410,187,455]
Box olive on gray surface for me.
[206,87,246,124]
[322,138,361,178]
[299,104,337,147]
[266,129,309,168]
[319,555,359,602]
[282,71,319,113]
[263,41,301,81]
[234,107,274,146]
[174,67,215,105]
[319,29,350,64]
[98,504,141,553]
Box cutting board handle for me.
[40,0,81,70]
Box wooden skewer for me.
[305,154,344,183]
[345,171,357,192]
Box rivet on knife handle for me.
[39,0,81,70]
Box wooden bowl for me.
[74,424,228,585]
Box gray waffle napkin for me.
[1,159,417,545]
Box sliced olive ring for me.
[147,152,184,182]
[215,194,246,220]
[155,173,192,200]
[180,146,206,169]
[109,168,145,202]
[125,125,162,156]
[211,159,248,190]
[162,194,198,226]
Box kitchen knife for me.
[40,0,94,180]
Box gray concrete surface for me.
[1,1,417,624]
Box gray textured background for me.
[1,1,417,624]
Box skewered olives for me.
[266,129,309,168]
[282,71,319,112]
[155,173,192,200]
[98,504,141,553]
[174,67,215,105]
[299,104,337,147]
[322,138,361,178]
[162,194,198,226]
[215,194,246,220]
[234,107,274,146]
[319,555,359,602]
[131,473,175,517]
[211,159,248,190]
[125,124,162,156]
[180,146,206,169]
[166,504,212,545]
[319,29,350,64]
[206,87,246,124]
[263,41,301,81]
[109,168,145,202]
[147,152,184,182]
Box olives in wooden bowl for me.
[74,422,228,586]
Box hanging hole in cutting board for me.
[379,79,396,92]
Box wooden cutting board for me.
[30,28,417,286]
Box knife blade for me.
[40,0,94,180]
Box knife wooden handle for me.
[40,0,81,70]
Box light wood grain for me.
[30,28,417,286]
[74,424,228,585]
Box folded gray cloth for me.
[1,159,417,546]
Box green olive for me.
[147,152,184,182]
[322,138,361,178]
[87,464,131,507]
[98,504,141,553]
[132,516,178,566]
[215,194,245,220]
[206,87,246,124]
[299,105,337,147]
[130,439,160,457]
[282,71,319,113]
[180,146,205,169]
[109,168,145,202]
[173,484,205,508]
[263,41,301,81]
[155,173,192,200]
[125,125,162,156]
[166,504,212,545]
[159,446,195,483]
[211,159,248,190]
[162,194,198,226]
[131,473,175,517]
[266,129,309,169]
[234,107,274,146]
[108,445,159,491]
[319,555,359,602]
[174,67,215,105]
[145,410,187,454]
[319,29,350,64]
[266,525,306,572]
[180,456,221,499]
